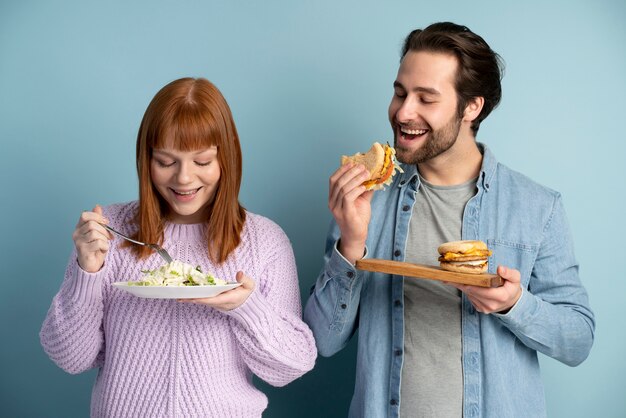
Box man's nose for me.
[396,97,418,123]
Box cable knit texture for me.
[40,202,317,417]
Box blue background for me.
[1,0,625,416]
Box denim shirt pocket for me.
[486,239,538,288]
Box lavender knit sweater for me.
[40,202,317,417]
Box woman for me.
[40,77,317,417]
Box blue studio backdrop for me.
[1,1,625,417]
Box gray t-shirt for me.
[400,175,477,418]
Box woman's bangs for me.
[154,106,221,151]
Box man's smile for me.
[398,125,430,141]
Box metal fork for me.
[102,224,173,263]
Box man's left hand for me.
[447,265,522,314]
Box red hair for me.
[130,77,245,264]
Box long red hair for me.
[130,77,245,264]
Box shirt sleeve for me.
[494,195,595,366]
[303,220,367,357]
[223,224,317,387]
[39,250,107,374]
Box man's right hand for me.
[72,205,113,273]
[328,163,374,264]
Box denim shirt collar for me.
[478,142,497,192]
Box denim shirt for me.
[303,144,595,418]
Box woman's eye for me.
[195,161,212,167]
[156,160,175,168]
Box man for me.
[304,22,594,418]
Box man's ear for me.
[463,96,484,122]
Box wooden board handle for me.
[355,259,503,288]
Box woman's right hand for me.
[72,205,113,273]
[328,163,374,264]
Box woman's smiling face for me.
[150,145,221,224]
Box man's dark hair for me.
[401,22,504,135]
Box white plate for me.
[112,282,242,299]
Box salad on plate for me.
[131,260,227,287]
[113,260,239,299]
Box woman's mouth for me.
[170,187,202,201]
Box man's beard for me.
[394,114,462,165]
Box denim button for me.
[400,180,406,186]
[394,299,402,307]
[347,271,354,278]
[394,250,401,257]
[341,304,347,309]
[395,349,402,356]
[402,205,410,211]
[390,399,398,406]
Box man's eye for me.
[394,91,406,98]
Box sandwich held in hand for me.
[341,142,402,190]
[438,240,492,274]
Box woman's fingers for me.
[74,221,111,244]
[79,237,110,254]
[72,206,112,273]
[77,207,107,228]
[236,271,255,291]
[180,272,255,310]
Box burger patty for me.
[438,255,489,262]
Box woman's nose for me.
[176,163,193,184]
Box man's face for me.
[388,50,463,165]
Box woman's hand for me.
[180,271,255,311]
[72,205,112,273]
[329,163,374,264]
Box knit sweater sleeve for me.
[39,204,130,375]
[224,217,317,387]
[39,249,108,374]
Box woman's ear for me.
[463,96,484,122]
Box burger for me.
[437,240,492,274]
[341,142,402,191]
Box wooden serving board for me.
[355,259,503,288]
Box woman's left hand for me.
[179,271,255,311]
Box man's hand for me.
[447,265,523,314]
[329,163,374,264]
[179,271,255,311]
